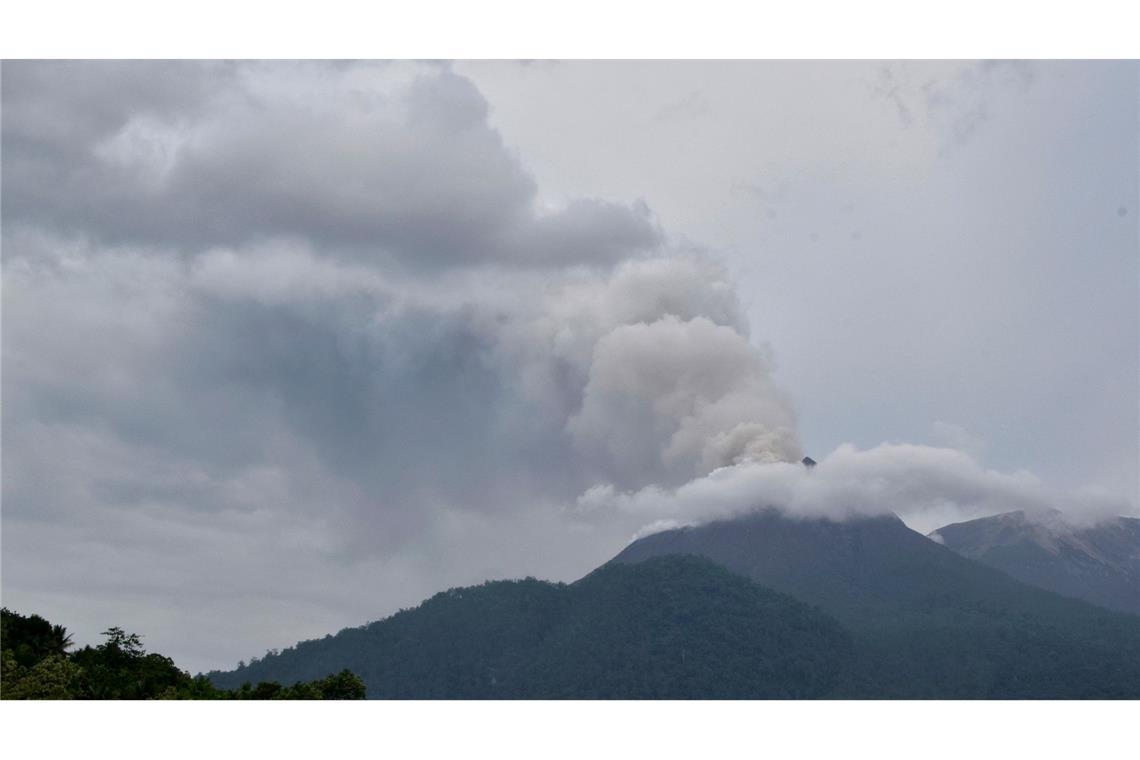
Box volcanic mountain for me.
[208,508,1140,698]
[610,508,1140,697]
[207,555,853,698]
[929,510,1139,616]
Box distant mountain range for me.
[209,508,1140,699]
[929,510,1139,616]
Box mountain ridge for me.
[609,507,1140,697]
[929,510,1139,616]
[207,508,1140,698]
[207,554,854,699]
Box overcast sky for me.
[2,60,1136,673]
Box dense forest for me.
[208,518,1140,699]
[613,511,1140,698]
[11,513,1140,700]
[209,555,854,698]
[1,607,364,699]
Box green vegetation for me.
[519,554,853,698]
[209,541,1140,699]
[1,608,365,700]
[209,555,855,698]
[12,514,1140,700]
[613,511,1140,698]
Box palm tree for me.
[49,624,74,655]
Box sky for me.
[2,60,1137,673]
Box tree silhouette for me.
[49,624,74,656]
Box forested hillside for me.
[209,555,854,698]
[16,511,1140,700]
[613,510,1140,698]
[209,533,1140,699]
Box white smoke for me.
[567,315,801,487]
[579,442,1134,537]
[490,255,804,491]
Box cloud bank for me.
[580,442,1132,538]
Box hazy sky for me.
[2,60,1136,673]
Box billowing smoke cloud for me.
[568,315,800,486]
[2,61,805,669]
[493,255,802,490]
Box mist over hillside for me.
[931,511,1140,616]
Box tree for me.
[315,670,367,700]
[2,608,71,667]
[49,624,74,656]
[1,651,84,699]
[3,607,365,700]
[99,627,145,659]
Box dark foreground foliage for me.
[1,608,364,700]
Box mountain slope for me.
[610,509,1140,698]
[207,555,853,699]
[929,511,1139,616]
[208,510,1140,699]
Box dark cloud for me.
[1,62,793,670]
[2,61,659,268]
